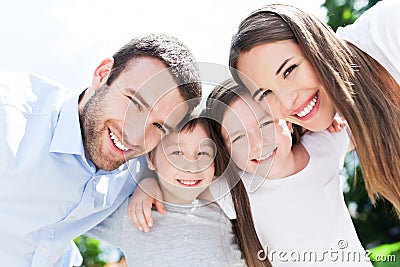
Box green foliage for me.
[74,236,106,267]
[343,157,399,245]
[322,0,381,30]
[343,154,400,266]
[323,1,399,265]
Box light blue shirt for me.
[0,72,138,266]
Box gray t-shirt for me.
[87,198,245,267]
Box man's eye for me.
[129,97,142,111]
[153,123,166,134]
[283,64,297,79]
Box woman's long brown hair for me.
[229,4,400,215]
[206,79,272,266]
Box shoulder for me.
[336,1,400,82]
[301,129,349,158]
[0,72,71,115]
[337,0,400,36]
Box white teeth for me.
[178,180,199,186]
[109,132,129,151]
[256,148,276,161]
[297,94,318,117]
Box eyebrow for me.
[259,113,274,122]
[275,57,293,75]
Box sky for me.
[0,0,326,90]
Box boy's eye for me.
[198,151,212,157]
[283,64,297,79]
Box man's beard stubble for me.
[79,85,126,171]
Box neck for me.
[161,188,197,205]
[160,187,210,205]
[283,143,309,177]
[266,143,309,179]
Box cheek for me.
[157,162,176,183]
[202,165,215,184]
[230,145,249,170]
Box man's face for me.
[81,57,188,171]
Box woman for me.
[229,1,400,214]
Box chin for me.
[300,114,335,132]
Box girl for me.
[88,116,270,266]
[206,79,372,266]
[229,2,400,214]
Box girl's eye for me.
[283,64,297,79]
[232,134,245,143]
[260,121,273,128]
[172,151,183,156]
[258,89,272,102]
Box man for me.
[0,33,201,266]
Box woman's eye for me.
[232,134,245,143]
[258,89,272,102]
[283,64,297,79]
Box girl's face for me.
[148,123,215,204]
[221,94,292,178]
[236,40,336,132]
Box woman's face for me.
[236,40,336,131]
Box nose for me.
[249,129,263,155]
[273,87,298,115]
[179,157,204,173]
[143,124,163,153]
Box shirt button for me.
[40,246,47,253]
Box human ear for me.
[146,151,156,171]
[91,58,114,91]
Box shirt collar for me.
[49,91,85,156]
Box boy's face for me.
[221,94,292,178]
[149,123,215,204]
